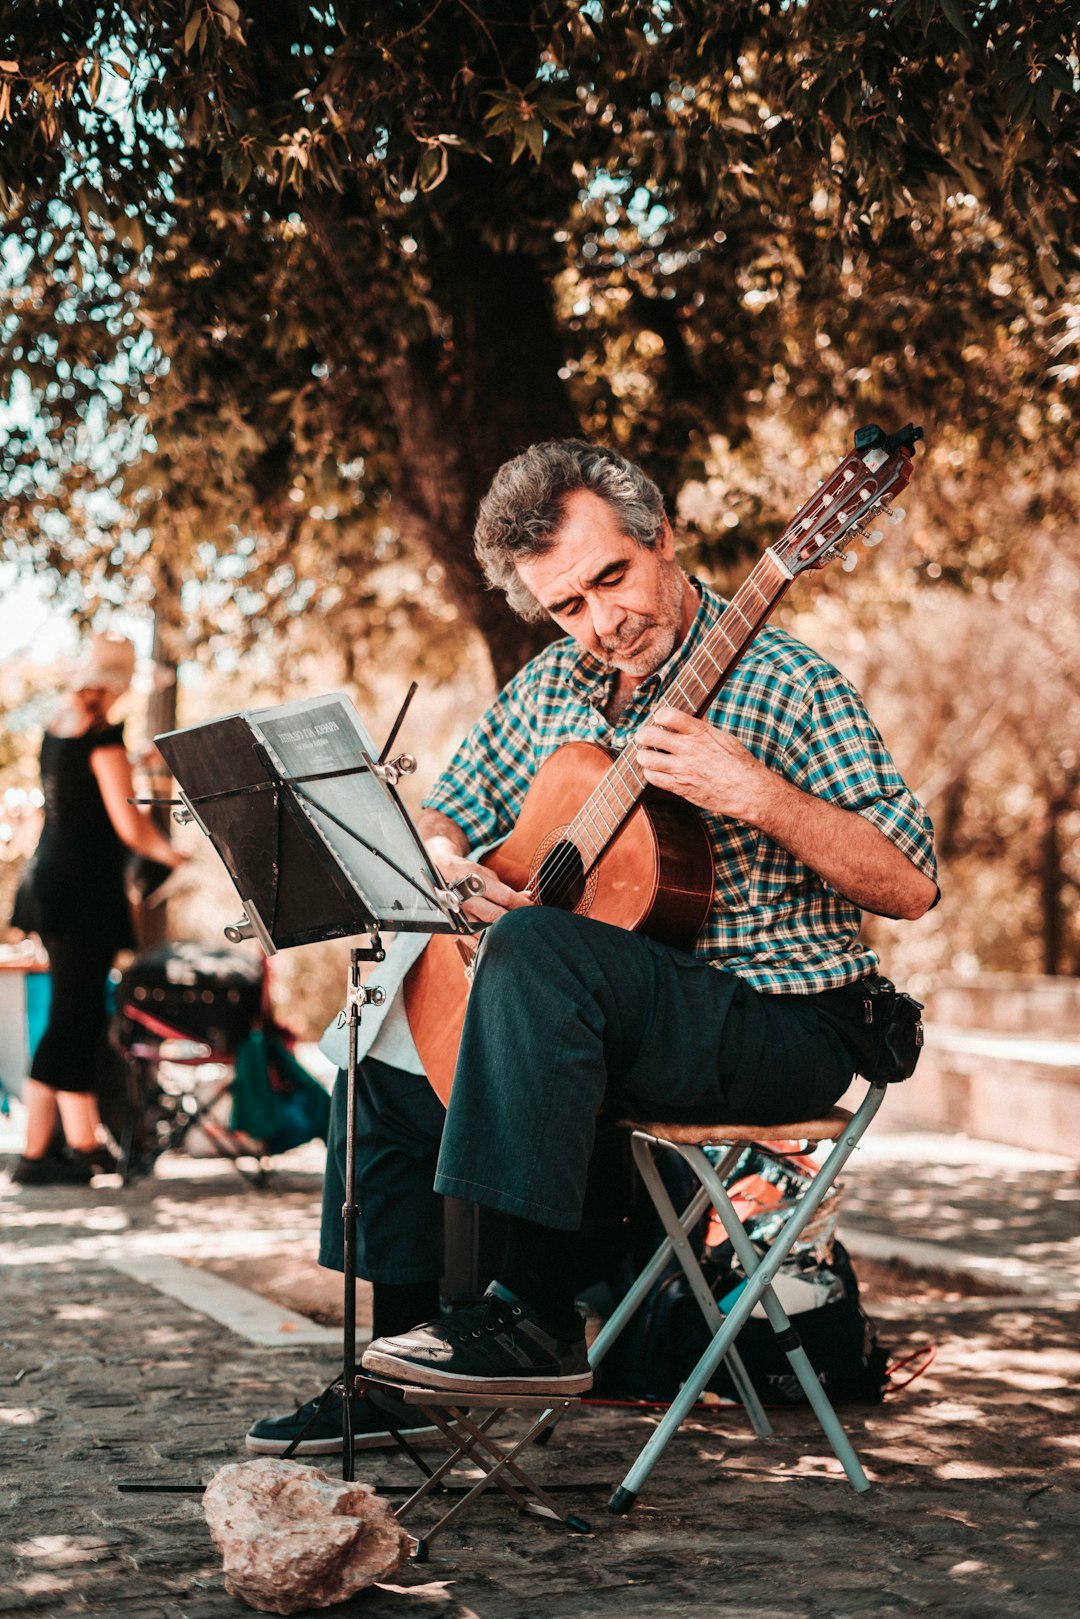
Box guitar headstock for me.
[774,423,924,578]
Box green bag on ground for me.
[230,1027,331,1154]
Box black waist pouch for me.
[814,975,925,1083]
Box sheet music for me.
[248,694,448,929]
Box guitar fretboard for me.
[565,549,792,868]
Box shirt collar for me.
[563,576,727,708]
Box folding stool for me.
[590,1079,888,1513]
[355,1372,591,1560]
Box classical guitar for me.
[406,423,924,1103]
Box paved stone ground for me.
[2,1119,1078,1619]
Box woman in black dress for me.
[10,634,183,1185]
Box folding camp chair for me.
[590,1079,888,1513]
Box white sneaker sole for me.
[245,1434,344,1456]
[245,1421,441,1456]
[361,1349,593,1397]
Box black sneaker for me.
[245,1389,441,1456]
[65,1145,120,1177]
[361,1282,593,1396]
[9,1154,93,1187]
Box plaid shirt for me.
[423,580,937,993]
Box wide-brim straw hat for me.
[71,633,136,694]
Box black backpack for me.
[597,1239,889,1408]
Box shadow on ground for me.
[2,1147,1078,1619]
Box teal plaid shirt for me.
[423,580,937,993]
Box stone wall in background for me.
[885,974,1080,1159]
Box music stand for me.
[154,691,479,1481]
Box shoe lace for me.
[443,1294,523,1345]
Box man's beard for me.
[597,566,686,676]
[598,617,677,674]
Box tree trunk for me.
[384,242,580,688]
[1037,784,1078,977]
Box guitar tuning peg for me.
[885,506,905,523]
[841,550,858,572]
[864,529,884,546]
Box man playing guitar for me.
[247,437,937,1454]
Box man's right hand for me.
[419,810,533,924]
[430,849,532,925]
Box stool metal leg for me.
[532,1182,716,1448]
[587,1182,712,1371]
[630,1136,773,1440]
[687,1146,871,1493]
[394,1408,505,1515]
[547,1144,765,1442]
[609,1084,887,1511]
[396,1401,590,1555]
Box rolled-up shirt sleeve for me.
[781,666,939,889]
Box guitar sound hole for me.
[535,841,586,911]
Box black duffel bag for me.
[111,941,264,1055]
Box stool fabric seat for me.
[617,1106,853,1146]
[593,1081,889,1513]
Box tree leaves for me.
[483,82,579,165]
[415,142,448,192]
[938,0,971,41]
[220,140,254,191]
[182,0,246,59]
[0,0,1076,692]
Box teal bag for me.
[230,1027,331,1154]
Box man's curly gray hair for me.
[474,440,667,622]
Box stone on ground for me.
[202,1457,410,1614]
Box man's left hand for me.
[635,707,773,824]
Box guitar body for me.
[404,740,715,1105]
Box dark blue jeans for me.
[319,1057,446,1281]
[320,908,855,1276]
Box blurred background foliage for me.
[1,1,1078,1017]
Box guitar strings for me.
[529,573,773,906]
[529,581,767,909]
[532,670,693,906]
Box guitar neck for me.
[569,549,793,866]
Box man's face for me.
[514,488,692,678]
